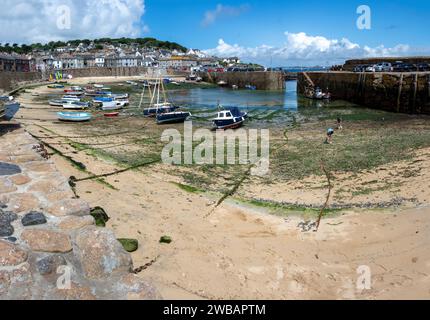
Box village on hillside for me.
[0,38,261,74]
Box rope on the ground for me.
[204,166,252,218]
[71,157,161,183]
[315,160,333,231]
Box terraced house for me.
[0,53,32,72]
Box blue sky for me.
[3,0,429,66]
[144,0,429,49]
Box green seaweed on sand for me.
[90,206,110,227]
[118,238,139,252]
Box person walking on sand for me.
[326,128,335,144]
[337,117,343,130]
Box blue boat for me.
[1,100,20,121]
[144,104,179,117]
[96,91,112,95]
[156,111,192,125]
[245,85,257,90]
[94,96,114,103]
[57,112,92,122]
[212,107,248,130]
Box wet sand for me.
[12,78,430,300]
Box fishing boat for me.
[104,112,120,118]
[62,101,90,110]
[0,96,20,121]
[212,107,248,130]
[57,112,92,122]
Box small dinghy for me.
[104,112,120,118]
[49,99,69,107]
[57,112,92,122]
[94,96,114,103]
[94,84,104,88]
[101,100,123,111]
[48,84,64,89]
[212,107,248,130]
[62,101,89,110]
[62,95,81,102]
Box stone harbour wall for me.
[0,127,160,300]
[297,71,430,114]
[201,71,286,91]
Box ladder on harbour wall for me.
[302,72,315,97]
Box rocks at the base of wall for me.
[47,199,91,217]
[74,226,133,280]
[57,216,95,231]
[0,130,161,300]
[21,211,47,227]
[0,240,28,266]
[0,262,33,298]
[36,254,67,276]
[0,177,17,193]
[21,229,73,253]
[0,193,41,214]
[0,210,17,237]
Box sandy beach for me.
[12,77,430,300]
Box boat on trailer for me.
[57,112,92,122]
[212,107,248,130]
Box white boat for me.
[57,112,92,122]
[62,95,81,102]
[101,100,123,111]
[94,84,104,88]
[49,99,69,107]
[110,93,129,100]
[62,101,89,110]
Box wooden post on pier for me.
[397,74,404,113]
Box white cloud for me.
[204,32,419,66]
[0,0,146,44]
[202,4,249,27]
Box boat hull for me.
[156,112,191,124]
[57,112,92,122]
[0,102,20,121]
[213,118,245,130]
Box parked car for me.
[353,65,367,72]
[392,62,416,72]
[375,62,393,72]
[417,63,430,71]
[365,65,377,72]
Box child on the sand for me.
[326,128,334,144]
[337,117,343,130]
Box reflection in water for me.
[168,81,332,113]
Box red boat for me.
[104,112,120,118]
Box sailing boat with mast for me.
[155,78,191,125]
[143,78,178,117]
